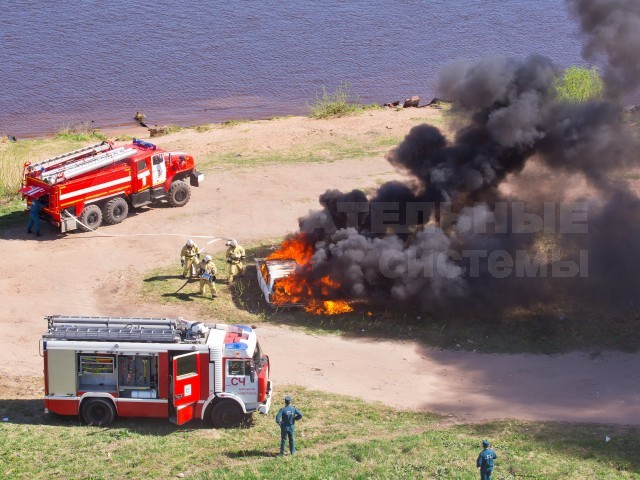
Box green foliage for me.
[54,121,107,142]
[554,66,605,103]
[308,82,379,119]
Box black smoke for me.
[293,1,640,312]
[569,0,640,96]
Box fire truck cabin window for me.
[228,360,245,376]
[137,159,146,170]
[152,154,163,165]
[176,354,197,377]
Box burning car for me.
[255,235,354,315]
[255,258,306,308]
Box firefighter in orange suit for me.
[197,254,218,298]
[225,239,246,283]
[180,239,200,278]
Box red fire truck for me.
[20,139,203,232]
[41,315,272,428]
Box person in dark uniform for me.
[275,395,303,455]
[476,439,497,480]
[27,196,46,237]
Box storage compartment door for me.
[172,352,201,425]
[47,349,77,396]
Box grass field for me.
[1,379,638,480]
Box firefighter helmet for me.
[204,254,212,262]
[228,239,237,248]
[186,239,194,247]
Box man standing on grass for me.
[276,396,303,456]
[476,439,497,480]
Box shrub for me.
[54,121,106,142]
[554,66,605,102]
[308,82,379,119]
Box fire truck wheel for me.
[81,398,116,426]
[168,180,191,207]
[103,197,129,225]
[211,400,244,428]
[78,204,103,232]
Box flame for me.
[305,300,353,315]
[263,234,353,315]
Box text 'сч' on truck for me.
[20,139,204,233]
[41,316,273,428]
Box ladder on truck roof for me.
[44,315,183,343]
[28,143,112,173]
[41,146,138,184]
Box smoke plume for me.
[290,0,640,312]
[569,0,640,95]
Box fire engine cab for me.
[20,139,203,233]
[41,315,272,428]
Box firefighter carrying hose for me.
[197,254,218,298]
[225,239,246,283]
[180,239,200,278]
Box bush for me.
[54,121,106,142]
[554,66,605,102]
[308,82,379,119]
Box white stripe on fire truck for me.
[137,171,150,179]
[59,176,132,200]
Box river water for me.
[0,1,586,137]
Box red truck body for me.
[42,316,273,428]
[20,139,203,232]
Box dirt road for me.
[2,110,639,425]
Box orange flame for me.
[264,234,353,315]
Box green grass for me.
[140,244,640,354]
[54,121,107,142]
[308,82,380,119]
[1,381,638,480]
[201,136,400,169]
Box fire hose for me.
[63,211,232,294]
[62,210,232,248]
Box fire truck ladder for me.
[44,315,183,343]
[28,143,112,173]
[40,146,138,184]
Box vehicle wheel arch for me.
[167,179,191,207]
[78,203,103,232]
[201,393,246,422]
[102,195,129,225]
[79,394,117,426]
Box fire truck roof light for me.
[226,342,248,350]
[133,138,157,150]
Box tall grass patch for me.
[308,82,380,119]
